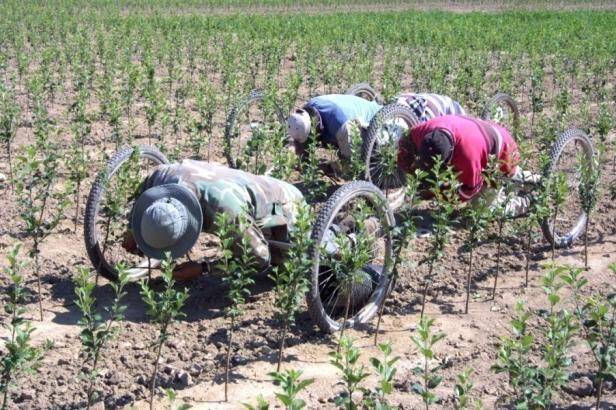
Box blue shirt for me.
[305,94,382,144]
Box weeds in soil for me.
[216,211,258,401]
[562,263,616,409]
[492,264,578,409]
[577,148,602,270]
[13,131,73,320]
[420,158,459,317]
[329,336,370,410]
[271,203,313,371]
[1,245,51,410]
[74,264,129,409]
[140,254,188,410]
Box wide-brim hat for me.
[131,183,203,260]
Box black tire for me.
[345,82,378,102]
[307,181,395,333]
[540,128,595,248]
[224,89,287,174]
[361,103,419,207]
[481,93,519,129]
[84,145,169,282]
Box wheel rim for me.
[313,189,393,330]
[547,136,592,243]
[367,116,410,193]
[94,152,164,281]
[485,99,517,130]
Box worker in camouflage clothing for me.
[126,159,304,279]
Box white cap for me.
[287,109,311,143]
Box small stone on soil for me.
[563,376,594,397]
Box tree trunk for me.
[35,244,43,321]
[73,179,81,233]
[551,204,560,261]
[584,217,590,270]
[525,229,531,287]
[492,219,503,300]
[420,262,434,319]
[276,319,289,372]
[224,316,235,402]
[337,287,352,354]
[595,378,604,409]
[464,243,474,314]
[149,327,166,410]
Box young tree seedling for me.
[140,254,188,410]
[1,245,51,409]
[216,211,258,402]
[270,203,313,371]
[74,264,129,409]
[329,336,369,410]
[411,315,446,410]
[577,148,602,270]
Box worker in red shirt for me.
[397,115,537,215]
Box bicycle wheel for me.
[345,82,378,102]
[481,93,519,131]
[540,128,595,248]
[224,89,288,175]
[307,181,395,333]
[84,145,169,282]
[362,103,419,209]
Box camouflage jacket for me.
[142,160,305,265]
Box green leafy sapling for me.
[420,158,459,318]
[0,86,20,188]
[463,192,491,314]
[492,265,578,408]
[216,211,258,402]
[577,149,602,270]
[140,254,189,410]
[546,171,568,261]
[1,245,51,410]
[563,263,616,409]
[453,369,481,409]
[374,169,426,345]
[329,336,370,410]
[364,342,399,409]
[411,315,446,410]
[243,395,270,410]
[328,202,375,348]
[301,126,327,203]
[268,369,314,410]
[74,264,129,409]
[13,132,73,320]
[271,203,313,371]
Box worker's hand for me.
[122,231,141,255]
[172,261,204,281]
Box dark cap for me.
[413,128,454,171]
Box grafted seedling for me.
[216,211,258,401]
[1,245,51,410]
[271,203,313,371]
[329,336,369,410]
[577,148,602,270]
[74,264,129,409]
[420,158,459,318]
[13,131,73,321]
[140,254,188,410]
[411,315,445,410]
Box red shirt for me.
[399,115,520,201]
